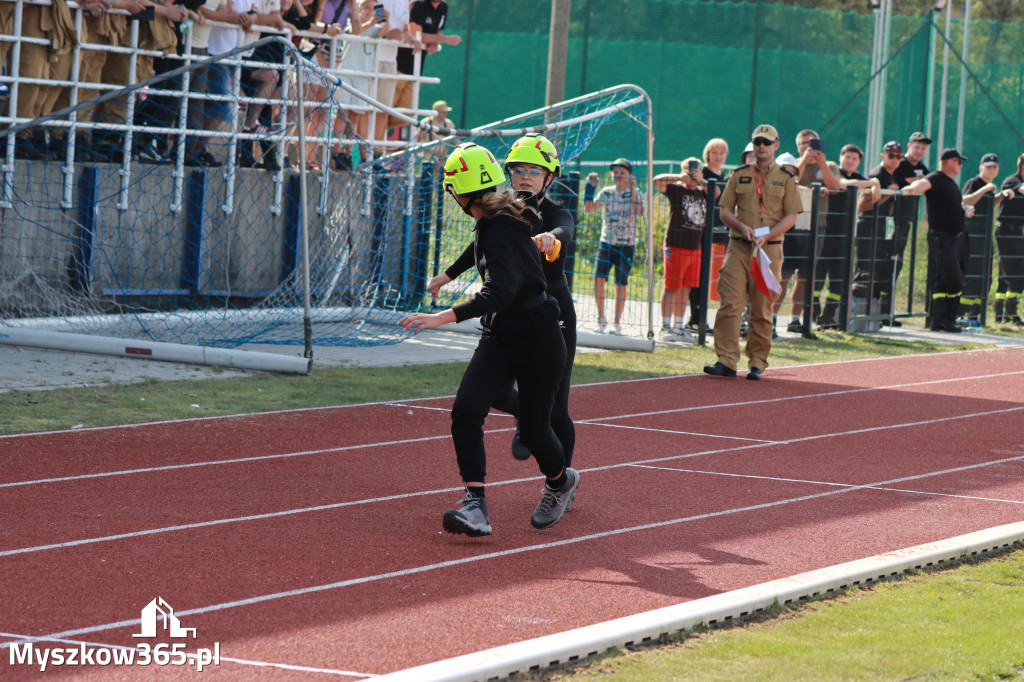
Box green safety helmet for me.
[505,133,561,176]
[444,143,505,195]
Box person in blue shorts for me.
[585,158,645,335]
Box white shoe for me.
[596,318,608,333]
[611,323,623,336]
[672,328,695,343]
[658,326,681,341]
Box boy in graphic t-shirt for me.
[584,158,645,335]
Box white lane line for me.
[581,370,1024,424]
[8,451,1024,647]
[628,464,1024,505]
[579,422,779,444]
[6,372,1020,489]
[4,407,1023,556]
[0,632,375,677]
[1,359,1017,443]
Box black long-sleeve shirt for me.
[450,207,549,334]
[446,196,574,286]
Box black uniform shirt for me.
[396,0,448,75]
[922,171,965,236]
[999,174,1024,226]
[894,158,928,222]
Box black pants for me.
[996,223,1024,294]
[928,230,968,327]
[491,284,577,466]
[451,303,567,483]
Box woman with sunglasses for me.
[428,135,578,477]
[400,142,579,537]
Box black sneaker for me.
[786,320,803,333]
[531,468,579,529]
[195,150,222,168]
[746,367,763,381]
[442,489,491,537]
[332,152,352,171]
[703,361,737,378]
[511,423,531,461]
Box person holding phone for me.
[653,157,708,342]
[400,143,578,537]
[584,158,645,335]
[775,129,841,334]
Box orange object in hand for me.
[534,237,561,262]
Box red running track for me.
[2,348,1023,679]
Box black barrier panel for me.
[850,193,922,326]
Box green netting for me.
[418,1,1024,170]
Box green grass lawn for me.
[525,547,1024,681]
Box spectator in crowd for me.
[415,99,454,162]
[740,141,755,166]
[5,0,73,159]
[130,0,193,163]
[390,0,461,134]
[329,0,380,169]
[994,153,1024,325]
[813,143,880,328]
[853,140,903,300]
[959,153,1013,324]
[195,0,263,167]
[903,149,998,333]
[371,0,417,144]
[884,130,932,326]
[236,0,288,170]
[584,157,645,335]
[177,0,217,166]
[704,124,801,381]
[776,129,841,334]
[653,157,707,343]
[684,137,728,333]
[399,142,577,537]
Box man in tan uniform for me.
[704,124,802,380]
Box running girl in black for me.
[399,142,579,536]
[428,134,578,474]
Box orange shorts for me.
[663,246,701,290]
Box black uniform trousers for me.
[928,230,969,326]
[491,282,577,466]
[996,222,1024,294]
[451,300,567,483]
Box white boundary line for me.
[0,346,1015,440]
[4,405,1023,557]
[4,370,1021,490]
[369,521,1024,682]
[5,450,1024,648]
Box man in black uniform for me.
[815,143,881,328]
[903,148,984,332]
[885,131,932,326]
[959,153,1014,323]
[995,154,1024,325]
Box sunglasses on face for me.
[752,138,774,147]
[886,153,902,159]
[509,166,543,177]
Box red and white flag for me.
[750,247,781,299]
